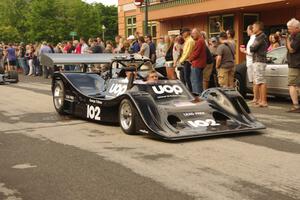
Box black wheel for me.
[119,99,139,135]
[234,73,246,98]
[0,66,4,74]
[7,71,19,83]
[53,80,67,115]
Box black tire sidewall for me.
[8,71,19,83]
[0,67,4,74]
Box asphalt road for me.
[0,75,299,200]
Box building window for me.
[147,21,157,38]
[126,16,136,37]
[243,13,259,45]
[208,14,234,38]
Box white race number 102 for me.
[188,119,220,127]
[87,105,101,121]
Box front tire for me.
[119,99,138,135]
[53,80,67,115]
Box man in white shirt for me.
[138,36,150,58]
[80,37,89,54]
[240,25,258,103]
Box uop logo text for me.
[109,84,127,96]
[152,85,183,95]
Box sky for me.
[83,0,118,6]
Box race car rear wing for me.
[40,53,150,68]
[40,53,124,68]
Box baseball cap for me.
[219,32,227,39]
[180,27,191,35]
[127,35,135,40]
[211,37,217,42]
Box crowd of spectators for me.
[0,18,299,112]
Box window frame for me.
[125,16,137,37]
[208,14,235,38]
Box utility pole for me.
[144,0,149,35]
[102,25,106,41]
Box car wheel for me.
[53,80,67,115]
[234,74,246,98]
[0,67,4,74]
[119,99,138,135]
[8,71,19,83]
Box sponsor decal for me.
[152,85,183,95]
[87,105,101,121]
[187,119,220,128]
[89,99,103,105]
[109,84,127,96]
[183,112,205,117]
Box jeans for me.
[181,61,192,91]
[191,67,204,95]
[18,58,29,75]
[43,66,52,78]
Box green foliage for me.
[0,0,117,43]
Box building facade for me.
[118,0,300,62]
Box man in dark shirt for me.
[250,21,268,107]
[145,34,156,63]
[18,43,29,75]
[7,43,17,71]
[216,32,235,88]
[90,39,103,53]
[286,18,300,112]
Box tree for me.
[0,0,118,43]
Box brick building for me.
[118,0,300,62]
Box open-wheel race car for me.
[0,67,19,84]
[41,53,265,140]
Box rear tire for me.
[235,73,246,98]
[7,71,19,83]
[119,99,138,135]
[0,67,4,74]
[53,80,67,115]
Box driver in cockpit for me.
[145,70,159,83]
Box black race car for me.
[0,67,19,84]
[41,53,265,140]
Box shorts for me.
[253,62,266,84]
[288,67,300,86]
[203,63,213,82]
[217,67,235,87]
[8,60,16,66]
[246,63,254,83]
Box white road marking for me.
[12,163,37,169]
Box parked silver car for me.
[235,46,296,97]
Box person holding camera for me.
[286,18,300,113]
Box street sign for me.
[134,0,144,6]
[69,31,77,37]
